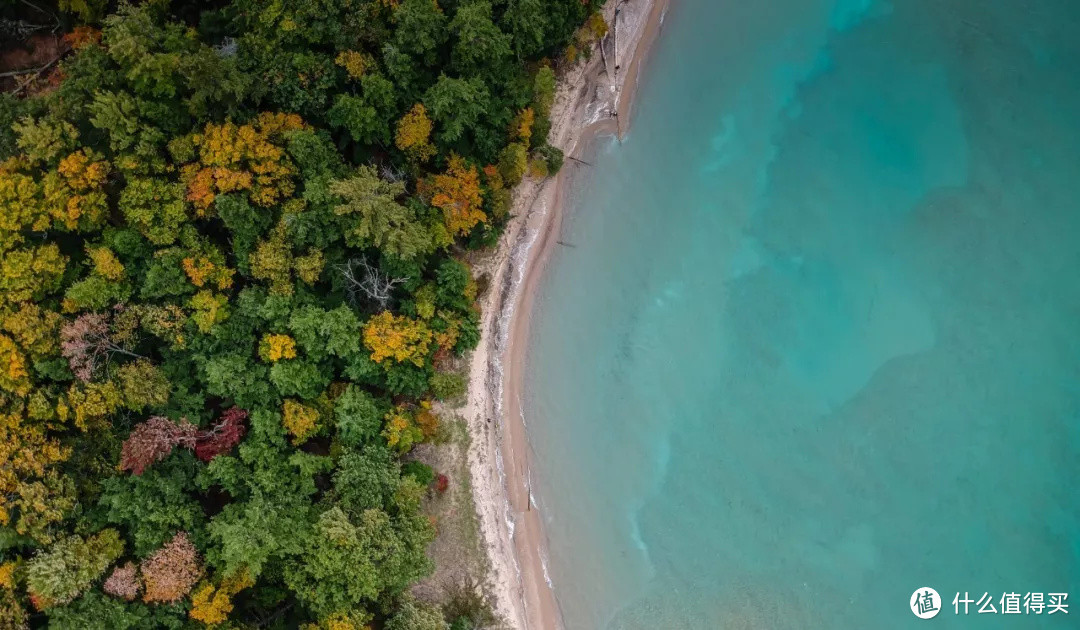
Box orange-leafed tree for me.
[179,113,306,215]
[47,150,111,231]
[421,155,485,236]
[141,532,203,603]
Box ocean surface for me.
[522,1,1080,628]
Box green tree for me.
[0,244,67,308]
[216,194,273,274]
[498,142,528,186]
[502,0,548,59]
[287,304,362,359]
[98,454,205,556]
[430,370,467,401]
[116,359,171,410]
[13,116,79,166]
[424,76,491,146]
[47,591,187,630]
[449,1,512,78]
[118,178,189,245]
[199,353,272,410]
[269,358,330,399]
[86,91,168,169]
[333,445,400,514]
[331,166,431,260]
[26,529,125,608]
[393,0,449,68]
[284,506,433,617]
[334,384,384,446]
[327,74,398,145]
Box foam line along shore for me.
[456,0,672,627]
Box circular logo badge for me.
[911,587,942,619]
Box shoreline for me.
[459,1,670,628]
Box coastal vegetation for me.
[0,0,604,627]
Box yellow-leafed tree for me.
[513,107,535,147]
[189,569,255,625]
[362,311,433,367]
[283,399,320,445]
[259,334,297,362]
[0,411,73,543]
[395,104,436,163]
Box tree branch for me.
[338,258,407,310]
[7,55,61,95]
[0,66,49,78]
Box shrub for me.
[401,461,436,486]
[429,371,466,402]
[535,143,564,173]
[497,143,528,185]
[442,577,497,630]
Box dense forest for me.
[0,0,604,627]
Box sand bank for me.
[458,1,670,627]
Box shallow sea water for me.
[524,0,1080,628]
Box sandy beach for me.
[456,1,671,628]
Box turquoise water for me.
[523,1,1080,628]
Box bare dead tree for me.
[5,0,60,34]
[338,258,407,310]
[0,18,47,41]
[380,163,406,183]
[215,37,238,57]
[10,0,60,32]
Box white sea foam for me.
[484,182,555,610]
[539,546,554,589]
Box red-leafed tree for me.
[103,562,140,601]
[194,407,248,462]
[119,417,198,475]
[119,408,248,475]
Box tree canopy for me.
[0,0,603,626]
